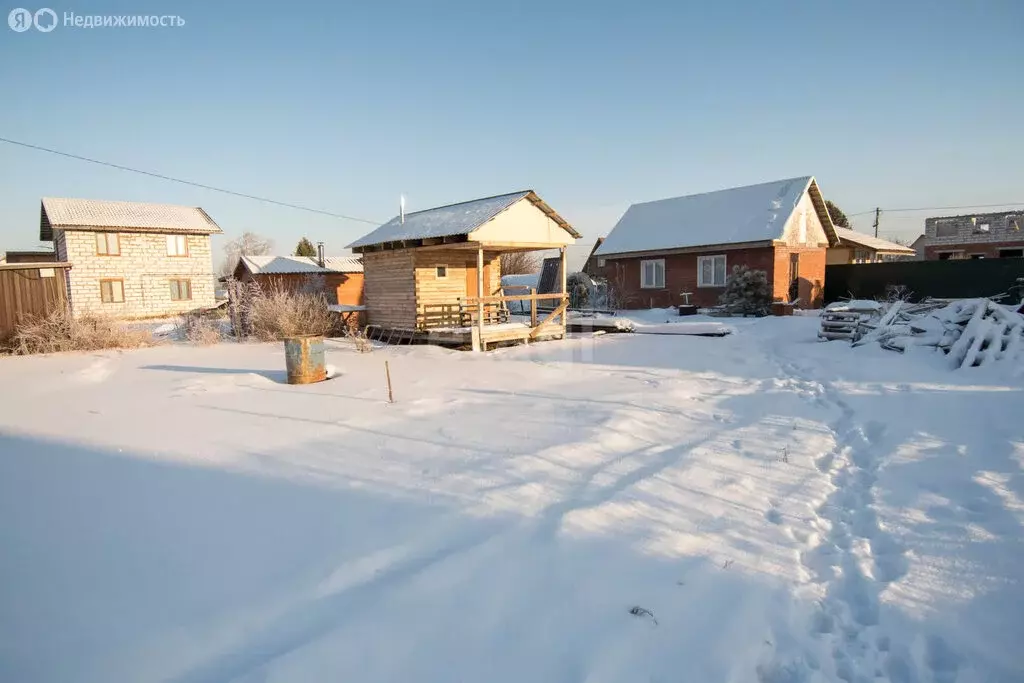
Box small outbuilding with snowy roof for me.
[232,254,364,306]
[592,176,838,309]
[347,190,580,349]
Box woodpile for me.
[850,298,1024,369]
[818,300,883,341]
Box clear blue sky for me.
[1,0,1022,259]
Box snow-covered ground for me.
[1,317,1022,683]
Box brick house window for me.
[935,220,957,237]
[167,235,189,257]
[640,259,665,289]
[974,223,990,234]
[698,255,727,287]
[95,232,120,256]
[99,279,124,303]
[169,279,192,301]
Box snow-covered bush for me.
[718,266,771,316]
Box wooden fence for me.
[0,262,72,342]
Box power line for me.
[0,136,382,225]
[849,201,1024,217]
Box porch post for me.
[559,246,568,333]
[476,245,485,351]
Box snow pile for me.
[633,321,733,336]
[854,298,1024,369]
[566,313,636,332]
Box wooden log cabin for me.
[347,190,581,350]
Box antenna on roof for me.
[400,194,406,224]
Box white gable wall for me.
[470,198,575,247]
[778,191,828,247]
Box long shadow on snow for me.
[0,431,830,683]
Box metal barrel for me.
[283,335,327,384]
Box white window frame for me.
[167,234,189,257]
[697,254,728,287]
[640,259,665,289]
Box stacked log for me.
[851,298,1024,369]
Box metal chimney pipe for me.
[316,241,325,268]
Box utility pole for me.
[873,207,881,238]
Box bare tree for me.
[220,232,274,276]
[606,262,636,310]
[500,251,540,275]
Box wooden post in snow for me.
[530,287,538,327]
[476,245,485,351]
[559,246,568,333]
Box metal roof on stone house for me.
[40,197,222,241]
[832,227,915,254]
[595,176,837,257]
[237,255,363,275]
[347,190,581,250]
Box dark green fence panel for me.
[824,259,1024,303]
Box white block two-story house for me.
[40,197,222,318]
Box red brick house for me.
[592,176,837,309]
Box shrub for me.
[8,309,153,355]
[719,266,771,316]
[246,284,335,341]
[176,311,224,345]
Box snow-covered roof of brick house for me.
[832,227,915,254]
[347,190,580,251]
[594,176,836,257]
[40,197,222,241]
[237,255,363,275]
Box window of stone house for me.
[975,223,990,233]
[99,279,124,303]
[169,279,192,301]
[95,232,120,255]
[167,235,189,257]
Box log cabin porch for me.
[348,190,579,351]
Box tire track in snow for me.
[764,358,938,683]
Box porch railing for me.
[414,290,568,331]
